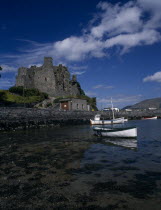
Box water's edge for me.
[1,107,161,130]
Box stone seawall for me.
[0,108,96,130]
[0,107,161,131]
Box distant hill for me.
[122,105,132,110]
[124,98,161,109]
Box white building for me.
[103,107,119,112]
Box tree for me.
[0,66,2,78]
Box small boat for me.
[93,126,137,138]
[90,114,125,125]
[142,116,157,120]
[90,99,126,125]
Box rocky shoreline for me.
[0,108,93,131]
[0,107,161,131]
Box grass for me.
[0,90,43,103]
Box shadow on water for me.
[0,121,161,209]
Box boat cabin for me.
[94,114,101,120]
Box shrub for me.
[39,92,48,99]
[9,86,24,95]
[0,91,7,102]
[25,88,40,97]
[9,86,48,100]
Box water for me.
[0,120,161,209]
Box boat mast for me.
[111,97,115,119]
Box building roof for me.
[59,98,87,102]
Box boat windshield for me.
[94,115,101,120]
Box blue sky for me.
[1,0,161,108]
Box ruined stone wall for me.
[16,57,83,97]
[16,67,28,87]
[33,66,57,96]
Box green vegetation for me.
[54,95,98,111]
[0,91,7,101]
[9,86,48,98]
[70,80,85,96]
[0,87,48,105]
[0,66,2,77]
[78,95,97,110]
[75,81,85,96]
[0,66,2,78]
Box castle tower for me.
[15,57,83,97]
[43,57,53,68]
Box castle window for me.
[77,104,79,109]
[45,77,47,81]
[82,104,84,109]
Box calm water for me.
[0,120,161,209]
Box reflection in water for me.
[105,138,137,149]
[0,120,161,209]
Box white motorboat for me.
[90,99,125,125]
[90,115,125,125]
[142,116,157,120]
[93,126,137,138]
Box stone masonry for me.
[16,57,83,97]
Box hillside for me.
[126,97,161,109]
[0,89,47,105]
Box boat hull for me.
[142,116,157,120]
[90,117,124,125]
[93,127,137,138]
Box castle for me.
[16,57,84,97]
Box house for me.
[148,107,157,110]
[103,107,120,112]
[125,109,132,112]
[60,98,90,111]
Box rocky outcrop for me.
[16,57,84,97]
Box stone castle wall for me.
[16,57,82,97]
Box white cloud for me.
[71,71,85,75]
[1,0,161,66]
[1,64,17,73]
[143,71,161,83]
[70,65,87,76]
[85,91,97,97]
[137,0,161,29]
[97,94,142,108]
[53,36,105,61]
[28,63,42,68]
[69,65,88,70]
[105,29,160,53]
[91,2,142,38]
[93,84,114,89]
